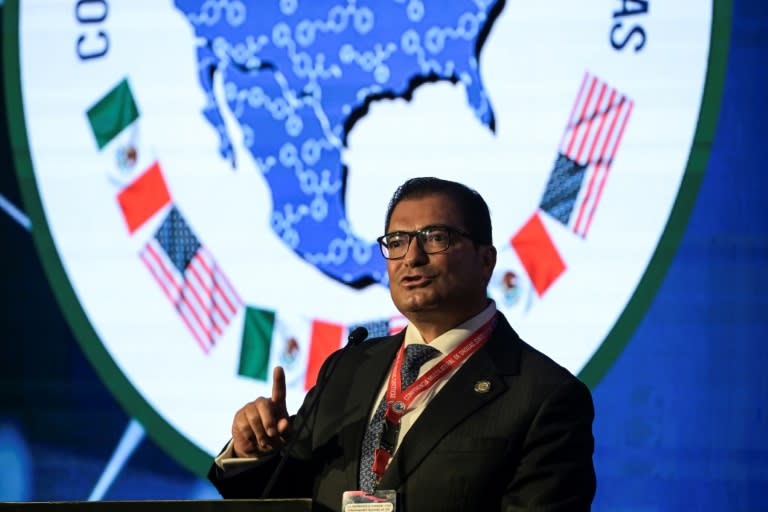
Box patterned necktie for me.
[359,344,440,493]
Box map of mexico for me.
[173,0,505,287]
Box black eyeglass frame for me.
[376,224,479,260]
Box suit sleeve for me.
[502,377,596,511]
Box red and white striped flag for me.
[540,72,634,238]
[140,206,242,353]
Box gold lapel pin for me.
[474,380,491,393]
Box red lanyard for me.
[384,313,497,423]
[371,313,497,479]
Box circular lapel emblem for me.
[474,380,492,394]
[4,0,727,474]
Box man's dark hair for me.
[384,177,493,245]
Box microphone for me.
[261,326,369,498]
[346,326,370,347]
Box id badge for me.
[342,490,397,511]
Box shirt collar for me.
[403,301,497,355]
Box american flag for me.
[349,314,409,340]
[140,206,242,353]
[539,72,634,238]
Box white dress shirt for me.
[366,301,497,447]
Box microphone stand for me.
[260,326,369,498]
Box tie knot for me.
[401,344,440,389]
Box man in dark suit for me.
[209,177,596,511]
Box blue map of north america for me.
[173,0,503,288]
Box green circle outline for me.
[2,0,732,475]
[578,2,732,387]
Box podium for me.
[0,500,312,511]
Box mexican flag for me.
[86,77,170,234]
[238,306,347,391]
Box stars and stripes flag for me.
[140,206,243,353]
[349,314,408,339]
[539,71,634,238]
[510,72,633,298]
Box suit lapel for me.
[378,317,521,490]
[338,333,403,490]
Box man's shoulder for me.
[493,314,591,398]
[519,339,585,386]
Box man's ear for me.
[480,245,497,283]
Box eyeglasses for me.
[376,225,476,260]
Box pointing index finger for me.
[272,366,286,406]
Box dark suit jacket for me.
[209,313,596,511]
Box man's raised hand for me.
[231,366,291,457]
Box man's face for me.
[385,194,496,326]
